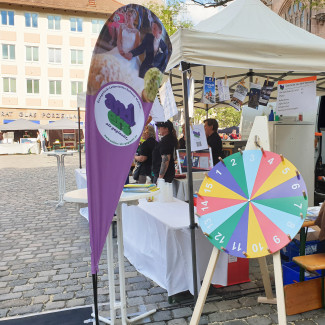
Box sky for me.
[182,0,224,25]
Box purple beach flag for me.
[85,4,172,274]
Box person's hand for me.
[124,52,132,60]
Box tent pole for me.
[78,107,82,169]
[203,66,209,118]
[181,62,198,301]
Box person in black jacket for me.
[152,120,178,184]
[204,118,223,166]
[134,125,157,184]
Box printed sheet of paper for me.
[230,83,248,111]
[276,76,317,116]
[259,80,275,106]
[248,82,261,109]
[159,79,178,120]
[150,97,166,122]
[217,79,230,101]
[202,76,216,104]
[189,124,208,151]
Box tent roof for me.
[166,0,325,110]
[44,118,81,130]
[0,119,45,130]
[167,0,325,73]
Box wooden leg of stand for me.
[257,256,277,304]
[273,251,287,325]
[190,247,220,325]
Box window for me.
[2,44,15,60]
[285,3,308,30]
[49,80,62,95]
[71,49,83,64]
[25,13,38,28]
[48,48,61,63]
[27,79,40,94]
[3,77,16,93]
[26,46,39,62]
[70,17,83,32]
[48,15,61,30]
[92,19,104,33]
[71,81,83,95]
[1,11,14,25]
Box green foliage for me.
[146,0,193,36]
[193,106,241,128]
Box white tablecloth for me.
[0,143,38,154]
[172,172,205,201]
[75,168,87,189]
[122,198,228,296]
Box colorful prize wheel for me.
[197,150,308,258]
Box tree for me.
[146,0,193,36]
[190,0,234,8]
[193,106,241,129]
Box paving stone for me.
[223,320,248,325]
[33,295,50,304]
[153,310,173,322]
[128,289,148,298]
[167,319,188,325]
[8,304,43,316]
[44,301,66,310]
[215,299,241,311]
[144,294,165,304]
[52,274,69,281]
[29,276,50,283]
[128,296,145,307]
[0,292,22,301]
[0,298,32,309]
[171,307,193,318]
[66,298,86,308]
[149,287,167,295]
[0,309,9,317]
[44,287,64,295]
[23,289,44,298]
[52,292,74,301]
[247,316,272,325]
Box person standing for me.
[204,118,223,166]
[178,124,186,149]
[133,125,157,184]
[152,120,178,184]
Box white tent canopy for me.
[44,118,81,130]
[166,0,325,109]
[0,119,46,131]
[164,0,325,300]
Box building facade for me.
[0,0,123,127]
[271,0,325,38]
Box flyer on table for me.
[276,76,317,116]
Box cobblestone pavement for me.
[0,154,325,324]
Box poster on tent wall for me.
[189,124,208,151]
[217,79,230,102]
[259,80,275,106]
[230,83,248,111]
[85,4,172,274]
[159,79,178,120]
[276,76,317,116]
[202,76,216,104]
[248,82,261,109]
